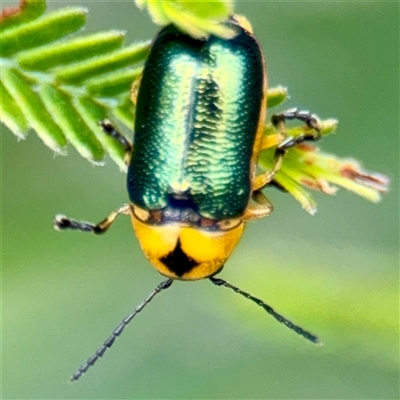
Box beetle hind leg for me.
[54,204,131,235]
[99,120,133,166]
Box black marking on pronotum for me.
[160,239,199,276]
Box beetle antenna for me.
[70,279,173,382]
[209,277,321,344]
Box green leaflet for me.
[17,31,126,71]
[2,67,67,153]
[1,7,87,57]
[55,44,149,84]
[0,0,46,33]
[0,79,29,138]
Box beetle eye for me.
[217,218,241,231]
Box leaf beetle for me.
[55,15,322,381]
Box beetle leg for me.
[271,108,322,146]
[99,120,133,165]
[253,109,322,192]
[243,191,273,220]
[252,152,284,192]
[54,204,131,235]
[259,133,285,152]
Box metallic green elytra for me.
[127,21,265,220]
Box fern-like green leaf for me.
[1,0,150,170]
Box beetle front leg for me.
[54,204,131,235]
[99,120,133,166]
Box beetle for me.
[55,16,322,381]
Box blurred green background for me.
[2,1,399,399]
